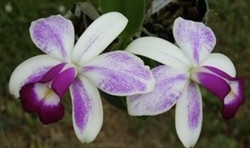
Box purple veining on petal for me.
[84,51,151,79]
[52,67,77,98]
[71,78,91,133]
[173,17,216,64]
[222,78,245,119]
[30,15,74,61]
[147,66,188,112]
[82,51,153,95]
[127,65,189,115]
[41,63,66,83]
[193,38,200,63]
[156,79,187,110]
[195,72,231,100]
[78,34,99,60]
[85,66,147,93]
[187,82,201,131]
[32,16,66,56]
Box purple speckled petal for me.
[173,17,216,65]
[127,65,189,116]
[20,83,64,124]
[30,15,74,62]
[192,71,231,100]
[72,12,128,65]
[51,66,77,97]
[175,82,202,148]
[9,55,61,98]
[200,53,236,77]
[81,51,155,96]
[69,76,103,143]
[222,78,245,119]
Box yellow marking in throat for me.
[44,88,54,100]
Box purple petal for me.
[127,65,189,115]
[194,66,245,119]
[41,63,66,83]
[20,83,41,113]
[51,66,77,97]
[81,51,155,96]
[202,66,233,80]
[20,83,64,124]
[9,55,61,98]
[70,76,103,143]
[30,15,74,62]
[173,17,216,65]
[222,78,245,119]
[193,71,231,100]
[175,82,202,148]
[38,101,64,125]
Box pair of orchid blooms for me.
[9,12,244,147]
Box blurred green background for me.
[0,0,249,148]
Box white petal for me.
[125,37,191,71]
[9,55,61,98]
[70,75,103,143]
[175,82,202,148]
[127,65,189,116]
[72,12,128,65]
[200,53,236,77]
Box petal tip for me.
[222,78,245,119]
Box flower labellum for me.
[125,17,245,147]
[9,12,155,143]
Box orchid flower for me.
[125,17,244,147]
[9,12,155,143]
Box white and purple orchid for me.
[125,17,245,147]
[9,12,155,143]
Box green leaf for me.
[89,0,99,8]
[99,0,146,41]
[100,91,127,111]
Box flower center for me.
[189,66,200,81]
[44,87,54,100]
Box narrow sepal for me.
[175,82,202,148]
[70,76,103,143]
[72,12,128,65]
